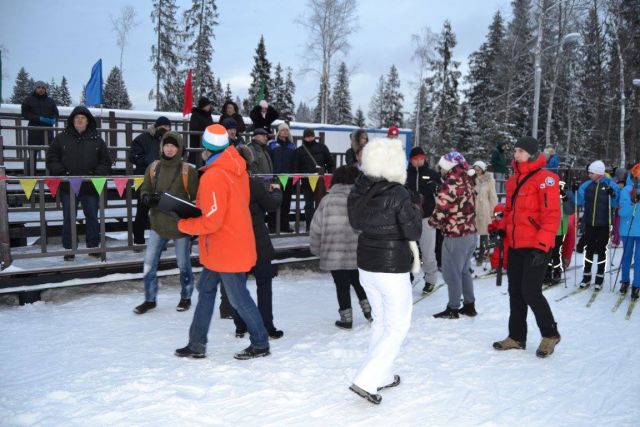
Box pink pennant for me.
[292,175,302,186]
[113,177,128,198]
[323,174,332,189]
[45,178,62,198]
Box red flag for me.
[182,69,193,116]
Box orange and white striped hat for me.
[202,124,229,152]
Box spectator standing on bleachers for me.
[21,80,59,174]
[268,123,296,232]
[544,146,560,173]
[133,132,198,314]
[45,106,112,261]
[129,116,171,246]
[219,100,246,134]
[188,97,213,167]
[491,141,508,197]
[249,100,278,134]
[222,117,245,147]
[248,128,273,176]
[345,129,368,166]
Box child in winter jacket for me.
[488,204,508,272]
[618,163,640,300]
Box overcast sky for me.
[1,0,512,116]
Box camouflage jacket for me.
[428,165,477,237]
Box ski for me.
[625,299,637,320]
[611,294,627,313]
[413,283,445,305]
[585,290,602,307]
[555,286,589,302]
[542,281,562,291]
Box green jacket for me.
[140,131,198,239]
[491,146,508,174]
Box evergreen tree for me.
[430,20,461,150]
[80,84,86,105]
[314,79,329,123]
[58,76,72,106]
[455,102,479,158]
[246,35,272,110]
[296,102,313,123]
[412,79,434,150]
[224,83,233,102]
[281,67,296,122]
[234,96,243,115]
[368,75,386,127]
[210,77,224,112]
[383,64,404,127]
[103,66,133,109]
[10,67,33,104]
[183,0,218,101]
[330,62,353,125]
[48,78,61,105]
[354,107,366,127]
[150,0,183,111]
[271,63,287,118]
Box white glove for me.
[409,241,421,274]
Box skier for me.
[618,163,640,300]
[492,137,562,358]
[347,138,422,404]
[576,160,619,291]
[544,181,574,286]
[310,165,372,329]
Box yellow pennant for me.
[308,176,319,192]
[19,178,38,199]
[133,177,144,191]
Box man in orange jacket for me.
[175,124,270,360]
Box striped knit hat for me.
[438,151,469,172]
[202,124,229,152]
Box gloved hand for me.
[530,248,548,267]
[39,116,56,126]
[571,182,579,193]
[496,229,506,239]
[142,193,161,207]
[604,186,615,197]
[560,189,567,201]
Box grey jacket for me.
[309,183,359,271]
[248,141,273,175]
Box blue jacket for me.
[268,138,296,174]
[546,154,560,172]
[619,176,640,237]
[577,176,619,227]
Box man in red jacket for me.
[492,137,562,358]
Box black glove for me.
[530,249,548,267]
[571,182,579,193]
[497,229,506,239]
[143,193,161,207]
[604,186,615,197]
[560,189,567,200]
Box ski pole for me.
[573,184,579,287]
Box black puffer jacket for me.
[21,90,59,145]
[406,164,441,218]
[293,141,335,174]
[129,127,163,175]
[188,107,213,165]
[45,106,112,194]
[348,174,422,273]
[250,178,282,261]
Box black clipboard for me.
[157,192,202,219]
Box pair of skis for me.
[611,294,637,320]
[555,286,637,319]
[412,283,445,305]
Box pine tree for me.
[224,83,233,102]
[271,63,287,118]
[58,76,72,106]
[314,79,329,123]
[183,0,218,101]
[330,62,353,125]
[150,0,183,111]
[383,64,404,127]
[103,66,133,109]
[368,75,386,127]
[455,102,479,158]
[430,20,461,151]
[234,96,243,115]
[210,77,224,112]
[48,78,61,105]
[296,102,313,123]
[246,35,272,110]
[412,79,434,150]
[10,67,33,104]
[281,67,296,122]
[354,107,366,127]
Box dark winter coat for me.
[268,137,296,174]
[140,131,199,239]
[21,90,59,145]
[219,101,246,134]
[405,164,441,218]
[429,165,477,238]
[249,178,282,260]
[129,126,163,175]
[345,129,368,165]
[248,140,273,175]
[491,145,508,174]
[188,107,213,165]
[348,174,422,273]
[293,141,335,174]
[577,176,619,227]
[249,105,279,133]
[45,106,112,195]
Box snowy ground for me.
[1,255,639,427]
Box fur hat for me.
[438,151,469,172]
[201,124,229,152]
[236,145,255,167]
[361,138,407,185]
[588,160,606,176]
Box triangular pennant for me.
[323,175,332,189]
[277,175,289,189]
[69,178,83,195]
[308,176,319,192]
[292,175,302,186]
[19,178,37,200]
[45,178,62,198]
[113,178,128,198]
[133,177,144,191]
[91,177,107,195]
[0,175,8,181]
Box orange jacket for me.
[178,146,257,272]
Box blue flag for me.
[85,59,103,106]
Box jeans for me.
[188,269,268,353]
[60,189,100,249]
[621,236,640,286]
[143,230,194,302]
[330,269,367,311]
[233,258,277,332]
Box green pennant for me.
[91,177,107,195]
[257,80,265,101]
[278,175,289,189]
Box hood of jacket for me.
[158,131,184,166]
[221,100,240,115]
[512,153,547,174]
[350,128,368,152]
[328,182,352,196]
[361,138,407,185]
[65,106,98,136]
[200,145,246,177]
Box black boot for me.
[632,288,639,301]
[433,305,459,319]
[335,308,353,329]
[422,282,436,294]
[176,298,191,311]
[233,346,270,360]
[459,302,477,317]
[175,345,205,359]
[349,384,382,405]
[377,375,401,391]
[620,282,630,294]
[268,329,284,339]
[133,301,156,314]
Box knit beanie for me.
[154,116,171,128]
[197,96,212,109]
[514,136,539,156]
[202,124,229,152]
[473,160,487,171]
[388,125,399,137]
[631,163,640,179]
[588,160,606,176]
[438,151,468,172]
[221,117,238,130]
[409,146,426,160]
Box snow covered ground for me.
[1,257,639,426]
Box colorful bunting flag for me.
[44,178,62,198]
[0,175,7,181]
[322,175,332,189]
[292,175,302,186]
[69,178,83,195]
[308,176,319,192]
[277,175,289,189]
[113,178,128,198]
[133,177,144,191]
[91,177,107,195]
[19,178,37,199]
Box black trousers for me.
[133,193,150,244]
[507,248,558,341]
[301,180,316,229]
[583,224,610,284]
[267,179,293,232]
[330,269,367,311]
[233,258,276,332]
[548,235,565,277]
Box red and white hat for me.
[202,124,229,152]
[387,125,399,137]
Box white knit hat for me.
[588,160,605,176]
[473,160,487,171]
[202,124,229,152]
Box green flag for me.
[257,80,265,102]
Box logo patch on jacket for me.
[545,177,555,187]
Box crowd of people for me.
[19,80,640,405]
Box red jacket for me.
[178,146,257,272]
[501,154,561,252]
